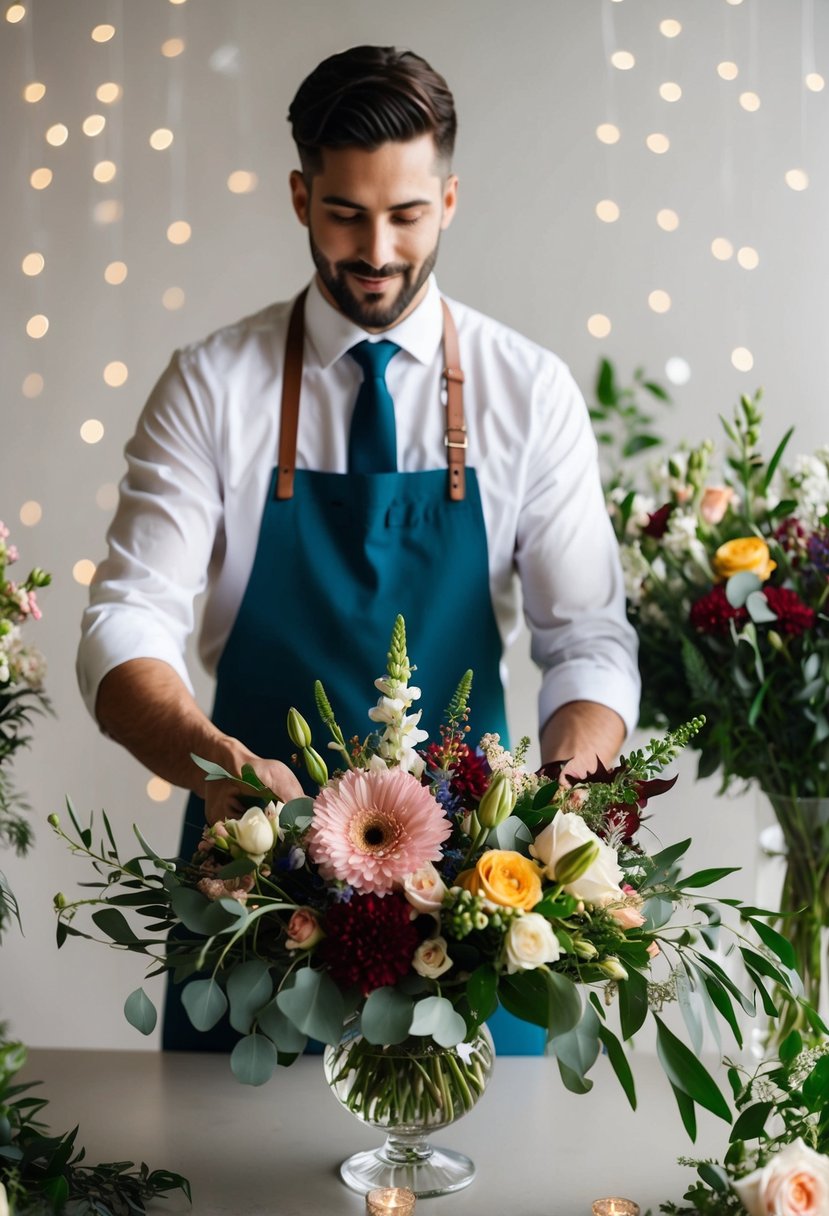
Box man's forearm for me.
[540,699,626,775]
[95,658,251,797]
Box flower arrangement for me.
[51,616,810,1144]
[607,392,829,1012]
[659,1030,829,1215]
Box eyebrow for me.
[321,195,432,211]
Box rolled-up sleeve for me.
[515,362,640,737]
[77,351,223,720]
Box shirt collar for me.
[303,273,444,369]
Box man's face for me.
[290,133,458,332]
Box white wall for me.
[1,0,827,1047]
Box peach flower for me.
[733,1139,829,1216]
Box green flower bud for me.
[47,812,60,828]
[573,939,599,960]
[554,840,600,886]
[600,956,629,982]
[477,772,516,830]
[287,707,312,749]
[303,746,329,786]
[767,630,785,652]
[53,892,66,908]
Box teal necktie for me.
[347,339,401,474]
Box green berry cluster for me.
[442,888,519,940]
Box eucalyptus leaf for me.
[227,960,274,1035]
[276,968,345,1045]
[618,967,649,1039]
[408,995,466,1047]
[746,590,777,624]
[597,1023,636,1109]
[361,986,414,1045]
[466,965,498,1025]
[488,816,533,853]
[181,978,228,1032]
[548,1003,600,1086]
[190,754,237,781]
[230,1033,277,1086]
[124,987,157,1036]
[675,970,704,1056]
[544,969,582,1039]
[280,797,315,830]
[257,999,308,1053]
[725,571,761,609]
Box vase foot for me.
[338,1144,477,1198]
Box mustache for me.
[338,261,409,278]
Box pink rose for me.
[285,907,323,951]
[403,862,447,915]
[646,941,660,959]
[734,1140,829,1216]
[700,485,734,525]
[609,904,646,930]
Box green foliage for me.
[0,1041,190,1214]
[590,357,673,493]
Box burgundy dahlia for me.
[762,586,816,636]
[689,585,748,635]
[643,503,673,539]
[320,891,419,995]
[424,741,491,809]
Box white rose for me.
[412,936,453,979]
[503,913,561,973]
[228,806,275,863]
[529,811,624,906]
[403,862,447,915]
[733,1139,829,1216]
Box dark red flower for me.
[320,892,419,995]
[762,586,816,636]
[690,585,748,635]
[424,741,490,809]
[643,503,674,539]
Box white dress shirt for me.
[77,276,640,737]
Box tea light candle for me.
[365,1187,417,1216]
[592,1201,640,1216]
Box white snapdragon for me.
[369,675,428,777]
[619,542,650,606]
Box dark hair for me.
[288,45,457,176]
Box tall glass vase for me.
[759,792,829,1020]
[323,1022,494,1198]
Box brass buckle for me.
[444,427,468,450]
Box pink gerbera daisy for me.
[306,766,451,895]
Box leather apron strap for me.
[275,288,467,501]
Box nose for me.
[362,220,396,271]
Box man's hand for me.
[540,699,626,782]
[204,757,304,826]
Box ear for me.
[289,169,310,227]
[440,173,459,231]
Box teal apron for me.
[162,288,544,1056]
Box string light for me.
[91,23,115,42]
[646,133,670,154]
[785,169,809,190]
[805,73,825,92]
[611,51,635,70]
[711,237,734,260]
[19,501,42,526]
[21,252,45,276]
[30,167,53,189]
[161,37,185,57]
[167,220,192,244]
[587,314,612,338]
[162,286,186,309]
[93,199,123,224]
[659,82,682,102]
[96,82,122,104]
[82,114,106,136]
[73,560,97,586]
[731,347,754,371]
[149,128,174,150]
[717,62,739,80]
[657,209,680,231]
[739,91,761,111]
[93,160,117,183]
[23,81,45,101]
[103,361,128,387]
[665,357,691,386]
[146,777,173,802]
[5,4,26,23]
[737,246,759,269]
[227,170,258,194]
[596,123,621,144]
[21,373,43,398]
[648,290,672,313]
[80,419,105,444]
[45,123,69,146]
[95,483,119,511]
[104,261,128,284]
[659,19,682,38]
[26,314,49,339]
[595,199,620,223]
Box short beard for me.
[309,234,439,330]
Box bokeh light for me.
[150,127,174,150]
[162,286,186,310]
[73,560,97,586]
[227,170,258,194]
[146,777,173,802]
[657,209,680,231]
[731,347,754,372]
[21,373,44,398]
[167,220,192,244]
[104,260,128,285]
[80,419,105,444]
[26,314,49,339]
[19,501,42,526]
[596,123,621,144]
[45,123,69,146]
[646,133,670,154]
[785,169,809,191]
[161,37,185,57]
[93,160,117,183]
[595,199,620,223]
[96,82,122,104]
[665,357,691,386]
[611,51,635,70]
[659,82,682,102]
[103,361,128,387]
[587,314,612,339]
[737,246,760,270]
[23,81,46,102]
[91,23,115,42]
[648,290,672,314]
[711,237,734,261]
[717,62,739,81]
[22,252,45,276]
[739,91,761,112]
[82,114,106,136]
[30,167,53,189]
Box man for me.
[78,46,639,1051]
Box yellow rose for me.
[712,536,776,581]
[457,849,543,910]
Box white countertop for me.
[19,1047,729,1215]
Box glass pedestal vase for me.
[757,792,829,1038]
[323,1024,494,1198]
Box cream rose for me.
[403,862,448,915]
[733,1139,829,1216]
[503,912,561,973]
[285,907,324,951]
[412,936,453,979]
[227,806,275,863]
[529,812,624,906]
